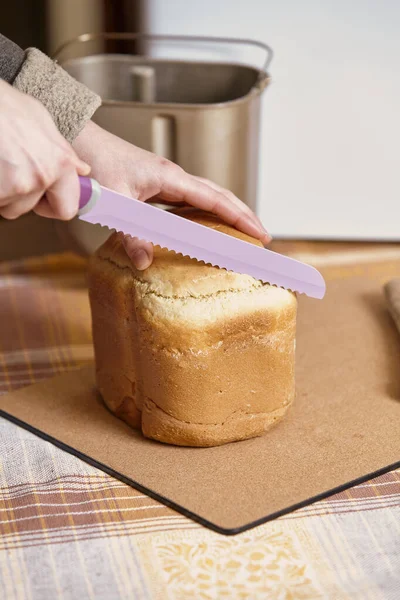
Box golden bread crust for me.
[88,208,297,447]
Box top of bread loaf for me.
[92,208,296,328]
[95,208,293,298]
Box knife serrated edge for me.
[78,183,326,298]
[81,217,324,298]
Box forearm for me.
[0,34,101,143]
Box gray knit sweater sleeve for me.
[0,34,101,142]
[0,34,25,83]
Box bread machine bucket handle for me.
[53,32,273,92]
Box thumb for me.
[76,159,91,176]
[67,147,91,176]
[122,236,153,270]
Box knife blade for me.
[77,176,326,299]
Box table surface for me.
[0,242,399,600]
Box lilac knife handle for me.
[78,176,102,215]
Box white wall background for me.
[141,0,400,240]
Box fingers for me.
[158,170,271,244]
[32,149,89,218]
[0,82,91,221]
[33,167,81,220]
[122,236,153,270]
[0,191,42,219]
[192,176,271,245]
[192,175,265,232]
[65,145,91,176]
[76,161,91,176]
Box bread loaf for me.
[88,209,297,447]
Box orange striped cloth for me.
[0,249,399,599]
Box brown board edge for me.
[1,408,399,536]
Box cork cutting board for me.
[1,273,400,535]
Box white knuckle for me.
[161,159,183,176]
[12,179,34,196]
[158,157,173,169]
[56,151,73,171]
[33,167,53,190]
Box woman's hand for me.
[73,120,270,270]
[0,80,90,221]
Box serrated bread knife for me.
[77,176,326,299]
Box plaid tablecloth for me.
[0,247,400,600]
